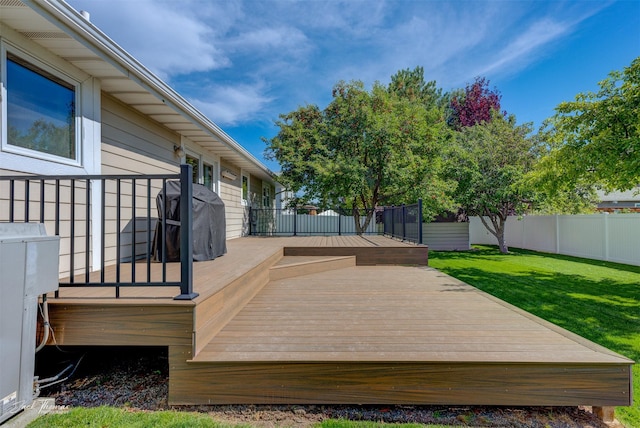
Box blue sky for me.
[68,0,639,172]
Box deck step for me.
[269,256,356,281]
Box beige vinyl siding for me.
[218,160,244,239]
[0,177,89,278]
[100,94,180,267]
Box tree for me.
[388,66,445,109]
[444,113,535,253]
[539,57,640,192]
[448,76,504,130]
[265,77,453,234]
[525,128,599,214]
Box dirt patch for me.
[36,347,613,427]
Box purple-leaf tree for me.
[449,77,504,130]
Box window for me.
[5,52,78,162]
[203,163,214,190]
[186,154,200,184]
[241,175,249,205]
[185,151,217,192]
[262,183,271,208]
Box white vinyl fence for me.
[470,214,640,267]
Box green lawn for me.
[26,407,453,428]
[429,245,640,427]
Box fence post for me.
[603,213,610,261]
[293,208,297,236]
[391,205,395,238]
[175,164,198,300]
[418,198,423,245]
[555,214,560,254]
[338,211,342,236]
[248,206,253,236]
[402,204,406,241]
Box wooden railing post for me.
[175,164,198,300]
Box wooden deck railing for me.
[0,165,197,300]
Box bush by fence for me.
[470,214,640,266]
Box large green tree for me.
[537,57,639,193]
[444,113,535,253]
[265,73,452,233]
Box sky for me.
[67,0,640,172]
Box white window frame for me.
[1,43,81,166]
[0,38,100,176]
[183,147,218,193]
[262,182,271,208]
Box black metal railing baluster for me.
[161,178,167,283]
[131,178,136,285]
[101,179,106,285]
[70,180,75,283]
[146,178,151,283]
[54,180,60,298]
[85,179,90,283]
[116,179,121,298]
[24,179,30,222]
[9,179,15,222]
[40,179,45,224]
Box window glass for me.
[242,175,249,201]
[262,185,271,208]
[6,54,76,160]
[186,154,199,184]
[203,163,214,190]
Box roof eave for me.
[22,0,277,182]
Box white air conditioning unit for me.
[0,224,59,424]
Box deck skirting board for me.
[171,361,632,406]
[46,304,194,347]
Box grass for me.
[26,407,455,428]
[429,245,640,427]
[26,406,243,427]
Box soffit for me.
[0,0,276,182]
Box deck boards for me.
[45,236,633,407]
[54,236,420,300]
[193,265,629,364]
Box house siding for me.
[219,159,244,239]
[100,95,180,267]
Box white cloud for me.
[66,0,614,130]
[471,19,568,79]
[68,0,232,78]
[189,83,274,126]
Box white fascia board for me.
[24,0,277,182]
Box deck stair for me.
[269,255,356,281]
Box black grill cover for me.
[152,181,226,262]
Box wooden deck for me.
[45,236,633,408]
